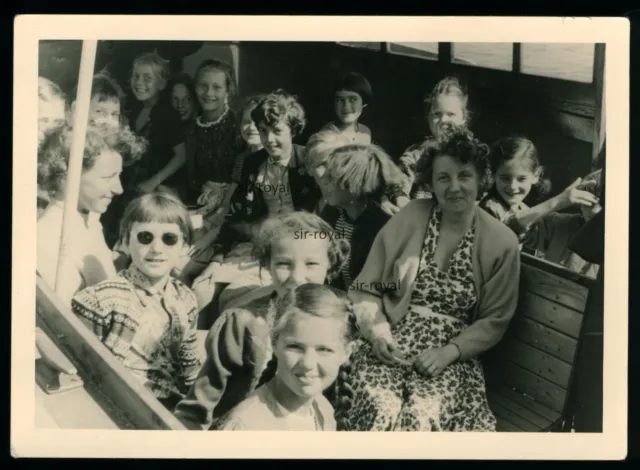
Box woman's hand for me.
[372,337,410,366]
[413,344,460,378]
[557,178,600,211]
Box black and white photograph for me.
[12,16,628,459]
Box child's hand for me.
[558,178,600,211]
[413,344,459,378]
[380,196,401,216]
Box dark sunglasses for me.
[136,231,181,246]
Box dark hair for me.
[417,127,492,198]
[236,93,266,129]
[251,211,349,285]
[73,70,125,107]
[489,135,552,198]
[424,76,471,124]
[119,192,194,246]
[37,122,147,200]
[170,73,198,107]
[194,59,237,99]
[251,89,306,138]
[255,284,359,416]
[324,143,405,201]
[332,72,373,106]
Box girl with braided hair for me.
[211,283,358,431]
[173,211,349,430]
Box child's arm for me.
[71,287,113,342]
[173,308,271,430]
[397,143,423,198]
[177,291,203,391]
[137,143,186,194]
[506,178,599,236]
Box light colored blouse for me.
[215,379,336,431]
[37,201,117,306]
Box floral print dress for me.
[339,205,496,432]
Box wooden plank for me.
[520,292,584,339]
[511,316,578,364]
[496,417,523,433]
[489,402,541,432]
[36,276,187,430]
[505,339,573,388]
[494,362,567,414]
[488,384,562,423]
[487,390,553,430]
[521,263,589,312]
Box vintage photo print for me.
[12,15,629,459]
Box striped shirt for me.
[335,208,356,287]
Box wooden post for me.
[54,40,97,296]
[592,43,606,170]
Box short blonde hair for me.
[132,52,170,84]
[305,130,352,174]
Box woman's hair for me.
[132,52,171,83]
[251,89,306,138]
[324,144,405,201]
[37,121,148,200]
[332,72,373,106]
[194,59,237,99]
[255,284,359,424]
[489,135,552,197]
[251,211,350,284]
[118,192,194,246]
[417,127,492,197]
[424,76,470,124]
[304,130,353,174]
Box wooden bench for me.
[483,253,603,432]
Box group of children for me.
[36,49,603,431]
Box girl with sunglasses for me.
[71,193,202,411]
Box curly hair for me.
[251,211,350,286]
[489,135,552,198]
[194,59,237,99]
[37,121,148,200]
[255,284,359,408]
[324,143,405,201]
[417,127,492,198]
[424,76,471,124]
[251,89,306,138]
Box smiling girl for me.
[173,211,349,430]
[71,193,202,411]
[212,284,358,431]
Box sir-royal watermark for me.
[293,228,349,242]
[349,280,399,292]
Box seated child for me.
[211,283,358,431]
[172,211,349,430]
[394,76,471,204]
[71,193,202,411]
[479,136,601,277]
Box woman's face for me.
[268,236,331,298]
[334,90,365,125]
[274,313,350,400]
[127,222,186,283]
[240,106,261,147]
[171,83,195,122]
[78,149,123,214]
[431,154,479,215]
[195,68,228,116]
[428,94,466,138]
